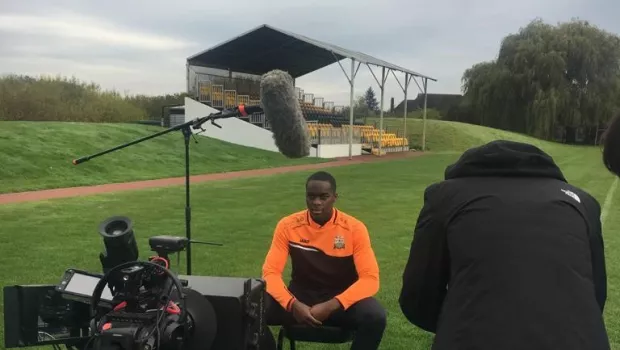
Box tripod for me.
[73,109,240,275]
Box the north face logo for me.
[561,189,581,203]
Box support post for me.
[422,78,428,151]
[390,70,415,153]
[333,53,360,160]
[378,67,386,156]
[349,58,356,160]
[403,73,409,152]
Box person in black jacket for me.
[399,140,609,350]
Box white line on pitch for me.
[601,177,618,229]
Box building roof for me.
[187,24,436,81]
[394,93,463,112]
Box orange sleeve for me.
[262,219,296,310]
[335,221,380,310]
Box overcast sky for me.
[0,0,617,106]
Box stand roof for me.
[186,24,436,81]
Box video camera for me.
[3,216,266,350]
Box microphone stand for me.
[73,110,240,275]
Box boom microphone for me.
[259,70,311,158]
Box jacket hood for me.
[444,140,567,182]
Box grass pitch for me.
[1,138,617,349]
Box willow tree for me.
[460,19,620,139]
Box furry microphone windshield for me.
[260,70,310,158]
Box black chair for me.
[276,325,354,350]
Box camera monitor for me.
[55,269,114,306]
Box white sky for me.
[0,0,617,106]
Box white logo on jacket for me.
[561,189,581,203]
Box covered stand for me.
[186,24,437,157]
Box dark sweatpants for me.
[259,292,387,350]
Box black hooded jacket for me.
[399,140,609,350]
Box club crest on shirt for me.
[333,235,345,249]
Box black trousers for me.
[259,292,387,350]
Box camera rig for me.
[5,111,268,350]
[3,216,266,350]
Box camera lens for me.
[98,216,139,271]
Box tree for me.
[364,87,379,113]
[341,95,372,118]
[459,18,620,140]
[0,74,188,122]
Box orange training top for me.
[261,208,380,311]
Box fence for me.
[308,125,363,145]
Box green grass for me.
[0,118,577,195]
[0,140,618,349]
[366,117,580,155]
[0,121,327,194]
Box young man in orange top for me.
[259,171,386,350]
